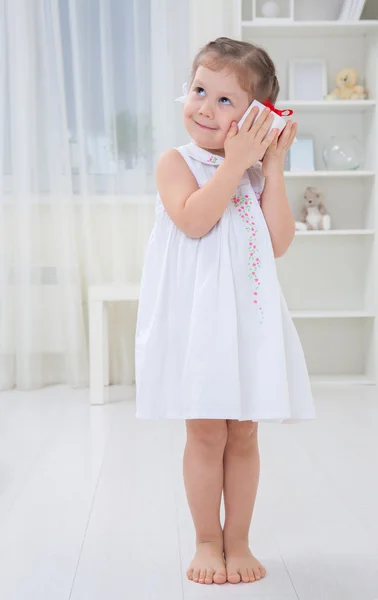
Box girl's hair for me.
[190,37,279,104]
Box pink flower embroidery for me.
[231,192,263,322]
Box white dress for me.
[135,141,316,423]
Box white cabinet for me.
[237,3,378,384]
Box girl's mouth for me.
[194,121,217,131]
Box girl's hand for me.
[224,107,278,172]
[262,120,298,178]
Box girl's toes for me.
[193,569,200,582]
[205,568,214,584]
[213,569,227,584]
[227,570,241,584]
[186,568,194,580]
[259,565,267,577]
[241,568,249,583]
[198,568,206,584]
[253,568,262,580]
[248,568,256,582]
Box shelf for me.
[277,239,372,311]
[291,310,375,319]
[241,20,378,36]
[295,230,375,236]
[310,375,375,386]
[284,171,375,178]
[277,100,376,111]
[241,12,378,388]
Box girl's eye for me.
[195,87,206,96]
[220,97,231,105]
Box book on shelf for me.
[338,0,366,20]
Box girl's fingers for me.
[277,121,296,149]
[286,120,297,137]
[287,123,298,148]
[240,106,259,132]
[253,112,275,142]
[249,108,274,135]
[280,121,292,141]
[271,128,280,146]
[290,122,298,142]
[262,127,279,150]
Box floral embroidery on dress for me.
[206,155,218,164]
[232,192,264,323]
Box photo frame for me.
[289,59,327,101]
[289,136,315,172]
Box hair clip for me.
[174,82,188,103]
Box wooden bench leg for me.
[103,302,109,387]
[89,299,109,404]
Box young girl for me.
[135,37,316,586]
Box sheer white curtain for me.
[0,0,189,390]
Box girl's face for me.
[183,65,251,155]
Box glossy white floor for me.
[0,384,377,600]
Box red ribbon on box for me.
[263,99,294,117]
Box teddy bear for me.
[326,68,367,101]
[295,186,331,231]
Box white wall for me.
[188,0,240,57]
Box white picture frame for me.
[289,59,328,101]
[289,136,315,172]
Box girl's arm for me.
[156,149,245,239]
[157,107,276,239]
[260,120,297,258]
[260,170,295,258]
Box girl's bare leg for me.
[183,419,228,585]
[222,420,267,584]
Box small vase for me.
[323,136,363,171]
[261,2,280,18]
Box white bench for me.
[88,283,140,404]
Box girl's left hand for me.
[262,120,298,177]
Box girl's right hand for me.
[224,107,278,171]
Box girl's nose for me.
[198,99,214,120]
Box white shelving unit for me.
[284,171,375,178]
[237,2,378,385]
[278,100,377,110]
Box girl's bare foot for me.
[224,538,267,584]
[186,540,227,585]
